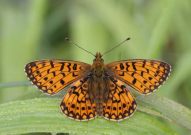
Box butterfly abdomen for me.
[88,76,108,116]
[96,101,103,116]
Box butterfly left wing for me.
[106,59,171,94]
[103,77,136,121]
[25,60,91,95]
[60,77,97,121]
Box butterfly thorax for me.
[91,52,105,78]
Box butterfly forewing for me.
[106,59,171,94]
[25,60,91,95]
[60,77,96,121]
[103,77,136,121]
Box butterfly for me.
[25,52,171,121]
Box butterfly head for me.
[94,52,104,64]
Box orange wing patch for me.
[60,78,96,121]
[103,78,136,121]
[25,60,90,95]
[107,60,171,94]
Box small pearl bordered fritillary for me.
[25,38,171,121]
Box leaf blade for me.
[0,97,178,135]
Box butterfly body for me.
[84,52,110,116]
[25,52,171,121]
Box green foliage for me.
[0,0,191,134]
[0,97,187,135]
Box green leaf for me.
[0,97,183,135]
[137,94,191,131]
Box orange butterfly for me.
[25,39,171,121]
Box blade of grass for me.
[137,94,191,131]
[0,82,30,88]
[0,96,186,134]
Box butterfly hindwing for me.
[25,60,91,95]
[60,78,97,121]
[106,60,171,94]
[103,77,136,121]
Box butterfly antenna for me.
[102,37,131,56]
[65,37,95,57]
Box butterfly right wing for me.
[25,60,91,95]
[106,60,171,94]
[60,77,97,121]
[103,77,137,121]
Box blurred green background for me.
[0,0,191,135]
